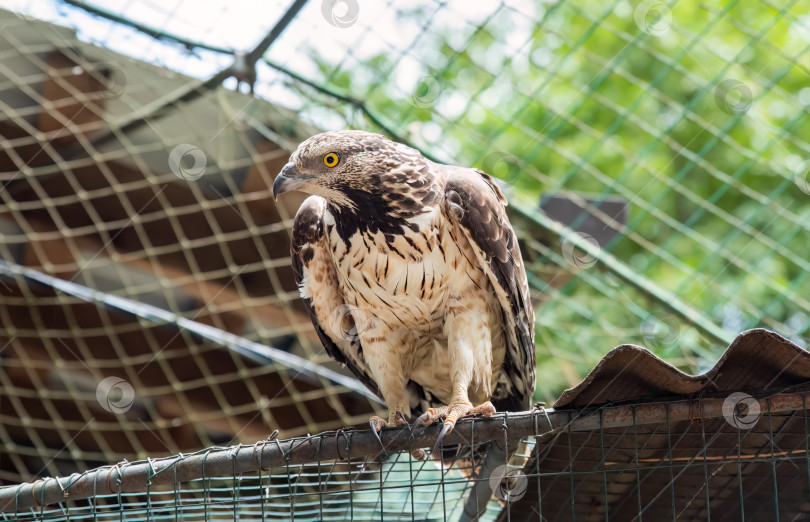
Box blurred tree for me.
[291,0,810,401]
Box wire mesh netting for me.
[0,2,384,486]
[2,444,488,521]
[0,0,808,518]
[2,387,810,521]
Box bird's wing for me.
[442,167,536,411]
[290,196,381,399]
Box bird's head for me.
[273,130,429,211]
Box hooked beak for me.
[273,163,312,199]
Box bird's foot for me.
[393,410,410,426]
[368,415,388,455]
[414,401,496,452]
[369,415,388,433]
[410,448,427,461]
[368,415,388,452]
[369,410,408,432]
[368,411,409,453]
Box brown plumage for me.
[274,130,535,448]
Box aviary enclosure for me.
[0,0,807,520]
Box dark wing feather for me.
[443,168,536,411]
[290,196,381,399]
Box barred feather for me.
[286,130,536,420]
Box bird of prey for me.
[274,130,535,448]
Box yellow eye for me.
[323,152,340,168]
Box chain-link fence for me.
[4,363,810,521]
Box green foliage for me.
[296,0,810,401]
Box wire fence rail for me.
[2,391,809,520]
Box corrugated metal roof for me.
[555,328,810,408]
[500,329,810,521]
